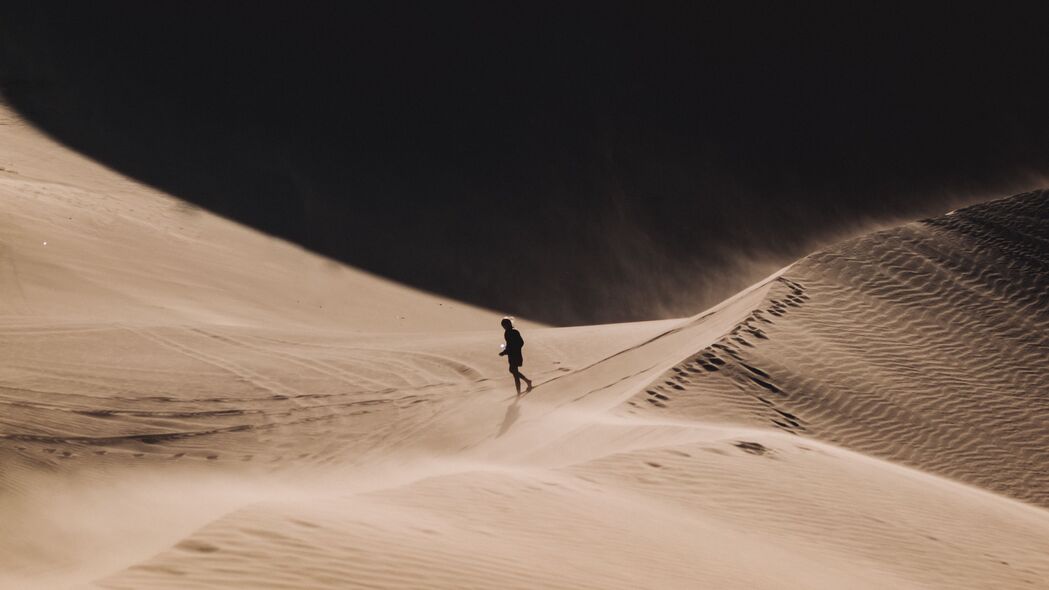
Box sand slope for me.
[2,106,1048,589]
[631,191,1049,507]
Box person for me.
[499,317,533,394]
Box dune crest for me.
[2,108,1048,589]
[631,191,1049,507]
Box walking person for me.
[499,317,533,394]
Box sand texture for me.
[1,107,1048,589]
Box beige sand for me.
[2,104,1047,589]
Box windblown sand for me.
[2,105,1048,589]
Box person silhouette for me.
[498,317,533,394]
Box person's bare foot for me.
[525,381,534,393]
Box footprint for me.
[741,363,769,378]
[748,376,782,394]
[734,441,771,456]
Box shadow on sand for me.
[497,397,523,438]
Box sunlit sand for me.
[2,106,1047,589]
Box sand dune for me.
[2,106,1048,589]
[631,191,1049,507]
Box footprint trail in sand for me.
[1,107,1048,589]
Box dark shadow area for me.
[2,4,1048,324]
[497,398,521,439]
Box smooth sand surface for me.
[2,105,1048,589]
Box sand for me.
[2,104,1048,589]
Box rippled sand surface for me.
[2,106,1047,589]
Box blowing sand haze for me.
[3,6,1049,589]
[2,105,1048,589]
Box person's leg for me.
[510,366,522,394]
[519,371,533,391]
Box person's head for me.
[501,317,513,330]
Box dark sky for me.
[2,3,1047,324]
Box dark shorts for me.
[507,353,523,368]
